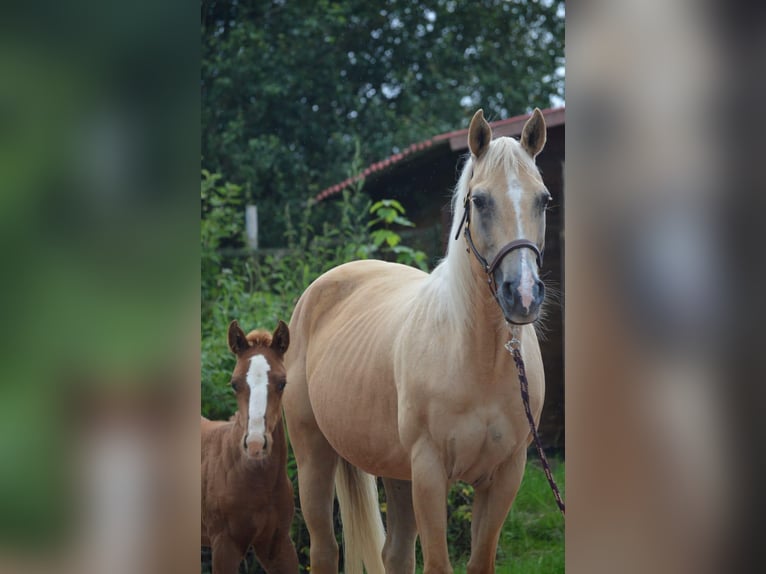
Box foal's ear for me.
[271,320,290,356]
[227,320,250,355]
[520,108,547,159]
[468,108,492,160]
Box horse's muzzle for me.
[244,432,270,459]
[498,277,545,324]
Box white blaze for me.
[508,174,536,311]
[518,257,535,311]
[246,354,270,446]
[508,177,524,236]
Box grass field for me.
[417,456,565,574]
[203,456,564,573]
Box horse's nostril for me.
[501,281,514,302]
[263,436,269,451]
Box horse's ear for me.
[227,320,250,355]
[520,108,547,159]
[468,108,492,160]
[271,320,290,356]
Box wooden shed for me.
[316,107,565,451]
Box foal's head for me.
[463,108,549,324]
[226,319,290,460]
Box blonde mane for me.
[420,136,541,331]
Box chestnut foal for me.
[202,320,298,574]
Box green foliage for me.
[201,0,565,246]
[201,169,373,421]
[368,199,429,270]
[496,459,565,573]
[201,169,244,305]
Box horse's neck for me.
[427,242,510,347]
[465,279,516,362]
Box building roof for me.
[315,106,565,202]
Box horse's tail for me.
[335,459,385,574]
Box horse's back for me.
[288,259,425,364]
[295,259,425,319]
[201,415,229,436]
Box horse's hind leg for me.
[290,425,339,573]
[382,478,418,574]
[283,373,340,573]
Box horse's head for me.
[462,108,549,324]
[226,319,290,460]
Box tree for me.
[202,0,564,246]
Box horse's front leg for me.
[411,439,452,574]
[466,452,527,574]
[253,527,299,574]
[210,534,245,574]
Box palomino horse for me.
[284,108,549,573]
[202,320,299,574]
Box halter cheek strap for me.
[455,186,543,299]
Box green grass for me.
[416,457,565,574]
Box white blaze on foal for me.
[508,174,536,312]
[246,354,270,451]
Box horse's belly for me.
[308,353,412,478]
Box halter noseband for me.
[454,180,543,302]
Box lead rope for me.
[505,331,566,516]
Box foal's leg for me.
[466,453,527,574]
[410,440,452,574]
[253,529,299,574]
[211,535,244,574]
[382,478,418,574]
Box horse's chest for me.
[443,410,521,485]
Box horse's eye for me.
[472,195,487,210]
[230,380,239,391]
[276,379,287,392]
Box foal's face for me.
[466,109,549,324]
[227,320,290,460]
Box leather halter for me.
[454,180,543,301]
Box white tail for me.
[335,459,385,574]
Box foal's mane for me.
[245,330,272,348]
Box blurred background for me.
[566,0,764,572]
[0,0,199,573]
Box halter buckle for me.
[505,325,522,352]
